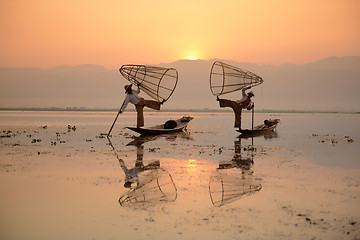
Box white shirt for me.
[121,88,141,112]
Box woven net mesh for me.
[209,169,262,207]
[210,61,263,96]
[119,168,177,207]
[119,65,178,102]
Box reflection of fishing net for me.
[119,64,178,102]
[210,61,263,96]
[119,168,177,206]
[209,169,262,207]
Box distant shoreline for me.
[0,107,358,114]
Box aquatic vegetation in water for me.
[311,134,355,145]
[243,146,257,151]
[1,130,14,138]
[148,148,160,152]
[67,125,76,132]
[31,139,41,143]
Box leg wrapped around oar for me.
[143,99,161,110]
[218,98,242,129]
[135,98,161,128]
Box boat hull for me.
[237,119,280,136]
[127,116,193,135]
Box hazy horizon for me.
[1,56,359,112]
[1,55,355,70]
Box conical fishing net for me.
[210,61,263,96]
[209,169,262,207]
[119,64,178,102]
[119,168,177,206]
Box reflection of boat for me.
[238,119,280,137]
[126,130,192,146]
[127,116,193,135]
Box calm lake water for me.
[1,110,360,240]
[1,110,359,168]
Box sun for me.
[183,50,201,60]
[186,56,199,60]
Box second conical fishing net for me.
[119,64,178,103]
[209,169,262,207]
[209,61,263,96]
[119,168,177,207]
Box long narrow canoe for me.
[127,116,193,135]
[237,119,280,136]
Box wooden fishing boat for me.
[127,116,193,135]
[107,64,179,137]
[237,119,280,136]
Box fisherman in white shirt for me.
[120,84,163,128]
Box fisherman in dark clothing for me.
[217,86,255,130]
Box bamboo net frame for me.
[119,168,177,206]
[119,64,178,103]
[210,61,263,96]
[209,169,262,207]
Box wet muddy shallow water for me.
[1,111,359,239]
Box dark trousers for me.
[135,98,161,127]
[219,99,242,129]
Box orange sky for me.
[1,0,359,68]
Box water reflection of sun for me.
[185,159,198,172]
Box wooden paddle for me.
[107,99,126,137]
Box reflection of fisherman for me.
[218,156,253,171]
[209,139,261,207]
[217,86,255,130]
[218,140,254,172]
[118,145,160,188]
[120,84,164,128]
